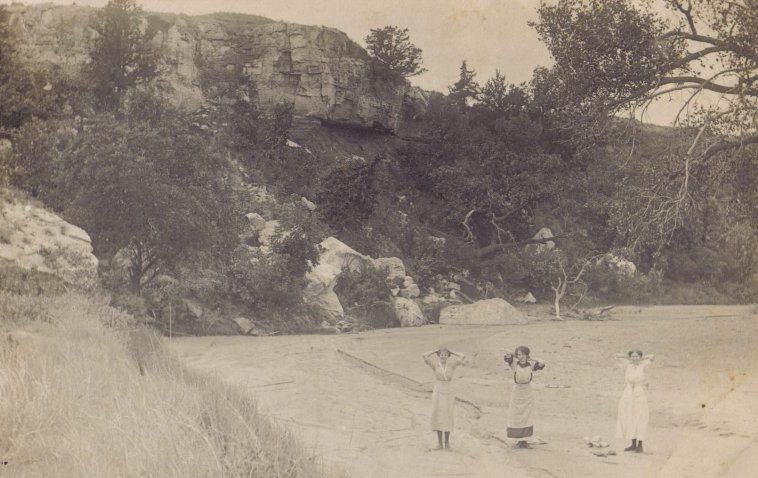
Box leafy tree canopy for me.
[532,0,758,251]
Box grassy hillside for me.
[0,288,331,477]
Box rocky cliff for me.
[8,4,419,133]
[0,190,99,289]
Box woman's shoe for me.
[624,445,637,452]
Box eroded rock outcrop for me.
[0,194,98,289]
[8,4,418,132]
[304,237,373,320]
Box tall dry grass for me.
[0,291,326,477]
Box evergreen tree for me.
[87,0,157,111]
[365,26,427,79]
[448,60,480,108]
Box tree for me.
[87,0,157,111]
[472,71,531,126]
[532,0,758,250]
[9,108,241,294]
[479,70,509,111]
[0,6,52,129]
[365,26,427,78]
[448,60,480,108]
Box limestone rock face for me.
[0,195,98,288]
[439,298,527,325]
[9,4,418,132]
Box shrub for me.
[334,264,396,329]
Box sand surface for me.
[169,305,758,477]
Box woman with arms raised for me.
[615,349,655,453]
[423,348,466,449]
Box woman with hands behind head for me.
[503,346,545,448]
[614,350,655,453]
[423,348,467,449]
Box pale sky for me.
[5,0,552,92]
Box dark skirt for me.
[507,383,534,438]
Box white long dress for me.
[424,355,462,432]
[616,358,651,440]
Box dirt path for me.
[169,305,757,477]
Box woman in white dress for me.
[503,346,546,448]
[423,348,466,449]
[614,350,655,452]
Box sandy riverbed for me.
[169,305,758,478]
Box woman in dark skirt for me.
[503,346,545,448]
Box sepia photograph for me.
[0,0,756,476]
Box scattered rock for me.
[597,253,637,277]
[531,227,555,252]
[183,299,204,319]
[245,212,267,232]
[439,298,527,325]
[374,257,406,281]
[205,317,243,336]
[517,292,537,304]
[300,197,317,211]
[232,317,256,335]
[399,283,420,299]
[304,237,374,320]
[393,297,426,327]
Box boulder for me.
[374,256,406,281]
[0,195,98,289]
[399,283,421,299]
[183,299,204,319]
[304,237,374,320]
[517,292,537,304]
[300,196,317,211]
[439,298,527,325]
[232,317,256,335]
[597,253,637,277]
[205,317,243,336]
[445,281,461,291]
[529,227,555,252]
[245,212,267,232]
[393,297,426,327]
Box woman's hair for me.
[515,345,530,357]
[437,348,451,356]
[628,349,643,357]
